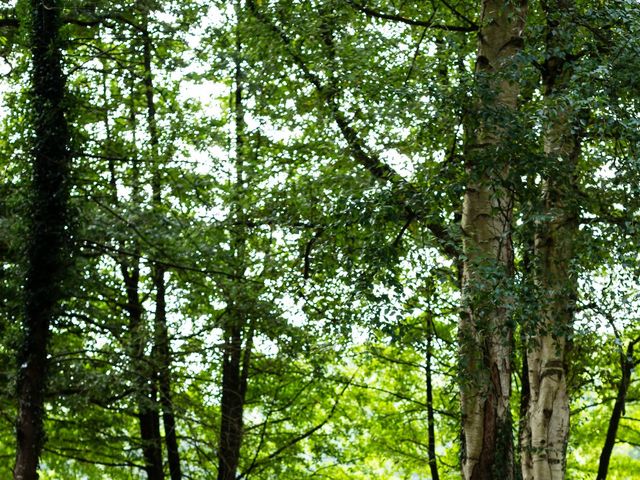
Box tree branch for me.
[347,0,477,32]
[238,376,353,479]
[246,0,459,259]
[0,17,18,29]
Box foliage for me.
[0,0,639,478]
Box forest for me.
[0,0,639,479]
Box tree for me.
[1,1,640,479]
[520,2,580,478]
[459,1,526,478]
[14,1,73,478]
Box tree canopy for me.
[1,1,640,479]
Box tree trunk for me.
[142,15,183,479]
[217,6,253,477]
[121,262,165,480]
[518,331,532,473]
[153,267,182,480]
[426,320,439,480]
[218,325,247,480]
[14,1,71,478]
[460,2,526,479]
[597,342,635,480]
[119,46,164,478]
[518,231,534,474]
[522,3,580,479]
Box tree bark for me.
[522,3,580,479]
[14,1,72,478]
[460,2,526,479]
[518,329,532,473]
[218,324,248,480]
[518,231,534,473]
[153,267,182,480]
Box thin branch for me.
[439,0,477,27]
[392,216,414,248]
[303,228,325,279]
[239,375,354,479]
[81,239,242,280]
[42,446,143,470]
[405,26,429,83]
[347,1,477,32]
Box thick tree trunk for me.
[14,1,71,478]
[460,2,526,479]
[521,3,579,479]
[597,342,635,480]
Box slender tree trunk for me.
[518,231,534,474]
[426,320,439,480]
[519,345,531,473]
[460,2,526,479]
[217,6,252,477]
[522,3,580,479]
[14,1,71,478]
[154,269,182,480]
[121,262,165,480]
[119,63,164,479]
[218,325,246,480]
[142,16,183,480]
[104,67,165,478]
[597,342,635,480]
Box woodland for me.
[0,0,639,479]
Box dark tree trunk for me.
[142,14,183,479]
[138,396,165,480]
[122,263,164,480]
[218,6,252,477]
[119,55,164,478]
[597,342,635,480]
[217,325,246,480]
[426,321,440,480]
[109,57,164,479]
[154,267,182,480]
[14,1,71,478]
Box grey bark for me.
[460,2,526,479]
[521,2,580,479]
